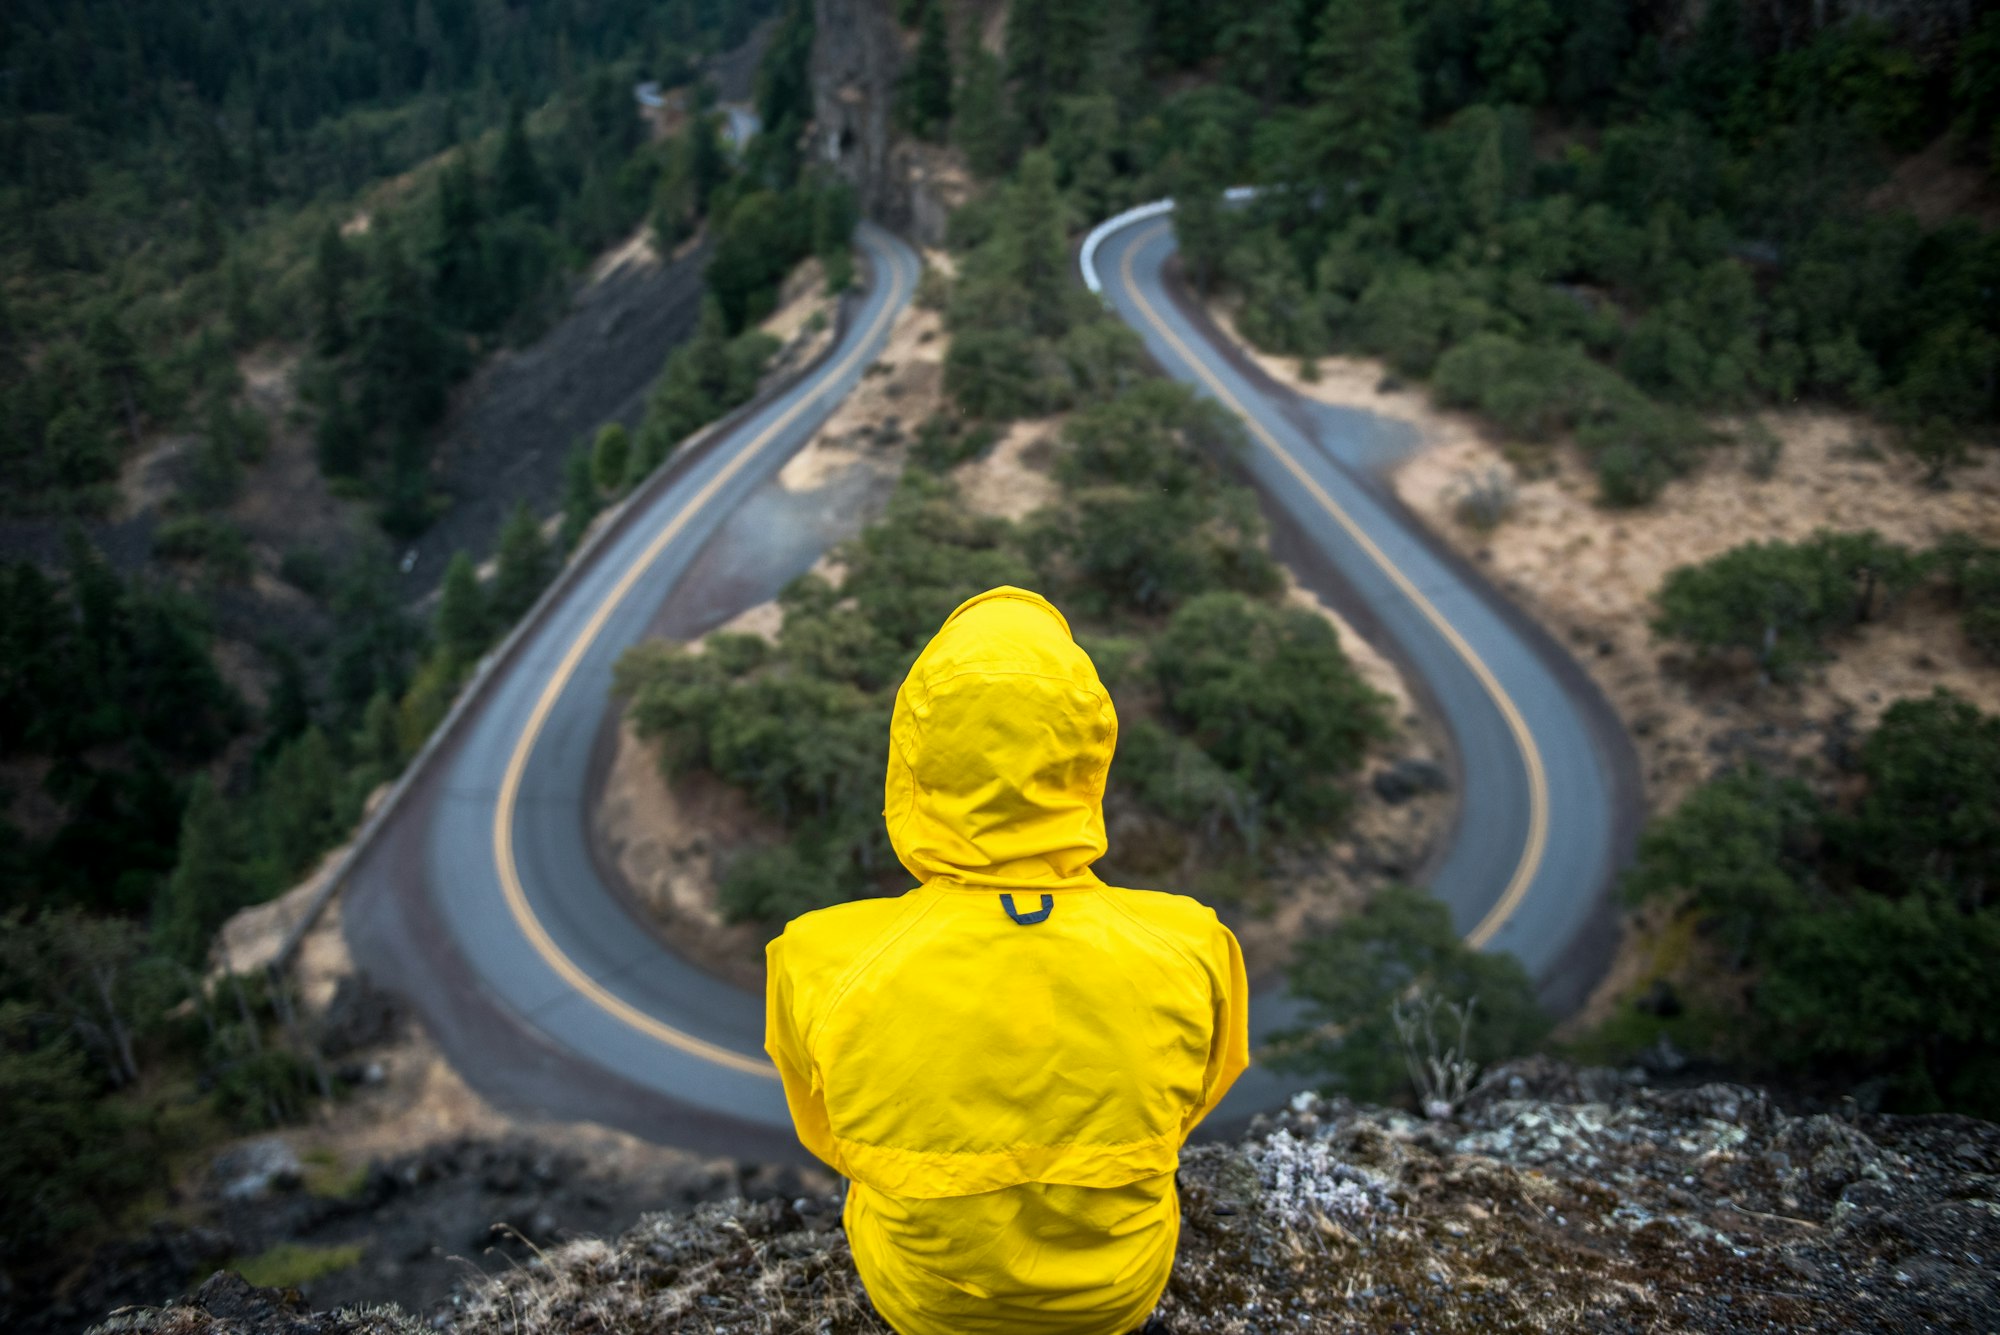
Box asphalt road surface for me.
[343,212,1639,1156]
[1091,214,1637,986]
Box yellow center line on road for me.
[1119,221,1549,949]
[490,246,912,1078]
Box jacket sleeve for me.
[1180,917,1250,1140]
[764,936,840,1170]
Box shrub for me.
[1274,885,1548,1103]
[1151,593,1391,837]
[1652,529,1920,678]
[718,843,846,924]
[1932,533,2000,662]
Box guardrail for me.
[1077,188,1256,296]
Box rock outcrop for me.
[89,1060,1999,1333]
[811,0,905,227]
[809,0,968,244]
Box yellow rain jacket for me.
[766,587,1249,1335]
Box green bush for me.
[1652,529,1920,678]
[1151,593,1391,838]
[1275,885,1548,1103]
[1620,692,2000,1116]
[719,843,847,923]
[1932,533,2000,662]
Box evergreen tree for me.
[312,223,355,356]
[490,502,552,626]
[1173,119,1236,294]
[1005,0,1099,139]
[84,309,146,447]
[591,422,632,495]
[155,777,252,965]
[354,238,452,438]
[1306,0,1419,193]
[955,43,1019,179]
[1049,93,1119,219]
[257,727,340,882]
[0,1003,150,1266]
[1479,0,1558,105]
[1220,0,1304,105]
[901,1,954,140]
[430,150,489,334]
[562,440,604,551]
[998,151,1072,339]
[494,97,547,217]
[435,551,488,668]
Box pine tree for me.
[156,777,252,965]
[435,551,488,668]
[354,238,452,436]
[430,150,489,334]
[955,43,1018,179]
[311,223,353,356]
[494,97,547,217]
[1220,0,1304,106]
[561,441,602,551]
[489,502,551,626]
[999,151,1072,339]
[1173,119,1235,293]
[84,309,147,447]
[902,1,954,140]
[591,423,631,496]
[1004,0,1099,138]
[1306,0,1419,192]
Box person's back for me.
[766,587,1248,1335]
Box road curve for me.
[341,208,1639,1157]
[342,224,918,1150]
[1088,210,1639,1006]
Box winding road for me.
[341,209,1639,1158]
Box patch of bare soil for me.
[594,720,783,994]
[1865,132,2000,229]
[950,417,1063,519]
[776,290,946,493]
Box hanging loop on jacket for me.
[999,893,1054,926]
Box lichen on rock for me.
[91,1060,2000,1333]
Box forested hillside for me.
[0,0,875,1304]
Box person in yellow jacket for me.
[765,586,1250,1335]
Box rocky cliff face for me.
[811,0,905,226]
[88,1060,2000,1333]
[810,0,968,244]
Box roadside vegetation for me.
[619,157,1393,923]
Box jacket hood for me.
[884,587,1116,889]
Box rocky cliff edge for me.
[88,1059,1999,1333]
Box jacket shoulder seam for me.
[807,893,943,1049]
[1099,889,1208,979]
